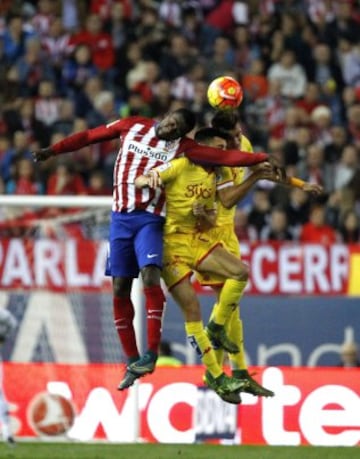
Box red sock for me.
[113,296,139,361]
[143,285,165,353]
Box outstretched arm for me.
[218,162,279,208]
[181,137,269,167]
[32,117,143,161]
[282,176,323,194]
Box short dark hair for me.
[194,126,231,144]
[211,111,240,131]
[173,108,196,133]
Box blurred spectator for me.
[205,0,246,33]
[233,25,257,72]
[51,99,76,136]
[1,130,33,182]
[310,43,344,90]
[171,62,206,102]
[338,342,360,368]
[133,6,167,61]
[1,14,35,64]
[159,33,197,81]
[260,206,293,241]
[74,75,103,118]
[90,0,132,24]
[5,157,44,195]
[247,187,271,238]
[3,97,50,147]
[295,82,322,116]
[267,49,307,99]
[324,125,348,164]
[339,210,360,243]
[159,0,182,28]
[347,104,360,148]
[234,208,257,241]
[61,0,82,33]
[332,0,359,44]
[242,58,268,101]
[32,0,57,38]
[204,35,236,81]
[61,44,98,95]
[119,91,151,118]
[34,79,61,127]
[130,60,161,104]
[310,105,333,148]
[333,144,358,191]
[87,169,111,196]
[285,186,311,230]
[297,143,333,193]
[156,340,182,367]
[151,79,174,118]
[69,13,115,73]
[41,16,72,71]
[283,126,312,166]
[86,90,117,127]
[299,203,337,244]
[282,106,306,143]
[263,79,288,140]
[15,37,55,97]
[0,66,22,111]
[47,161,87,195]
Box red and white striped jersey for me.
[51,116,269,216]
[111,118,183,216]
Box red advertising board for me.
[5,363,360,446]
[1,239,360,295]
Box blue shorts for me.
[105,211,165,278]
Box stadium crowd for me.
[0,0,360,243]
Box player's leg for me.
[170,277,248,402]
[228,311,274,397]
[202,237,274,397]
[107,212,144,390]
[112,276,139,362]
[129,219,166,376]
[197,246,248,351]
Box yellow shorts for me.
[162,232,222,290]
[195,225,240,287]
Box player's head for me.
[211,111,242,149]
[194,127,230,150]
[156,108,196,140]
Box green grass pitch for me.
[0,442,358,459]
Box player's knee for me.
[112,277,132,297]
[141,266,161,287]
[233,263,249,281]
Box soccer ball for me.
[28,392,76,436]
[207,76,243,110]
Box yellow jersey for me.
[215,135,253,227]
[154,157,232,235]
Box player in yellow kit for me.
[135,127,265,401]
[200,110,322,399]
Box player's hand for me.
[147,170,162,188]
[193,202,206,217]
[134,175,150,188]
[32,147,53,162]
[250,161,273,174]
[302,183,323,195]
